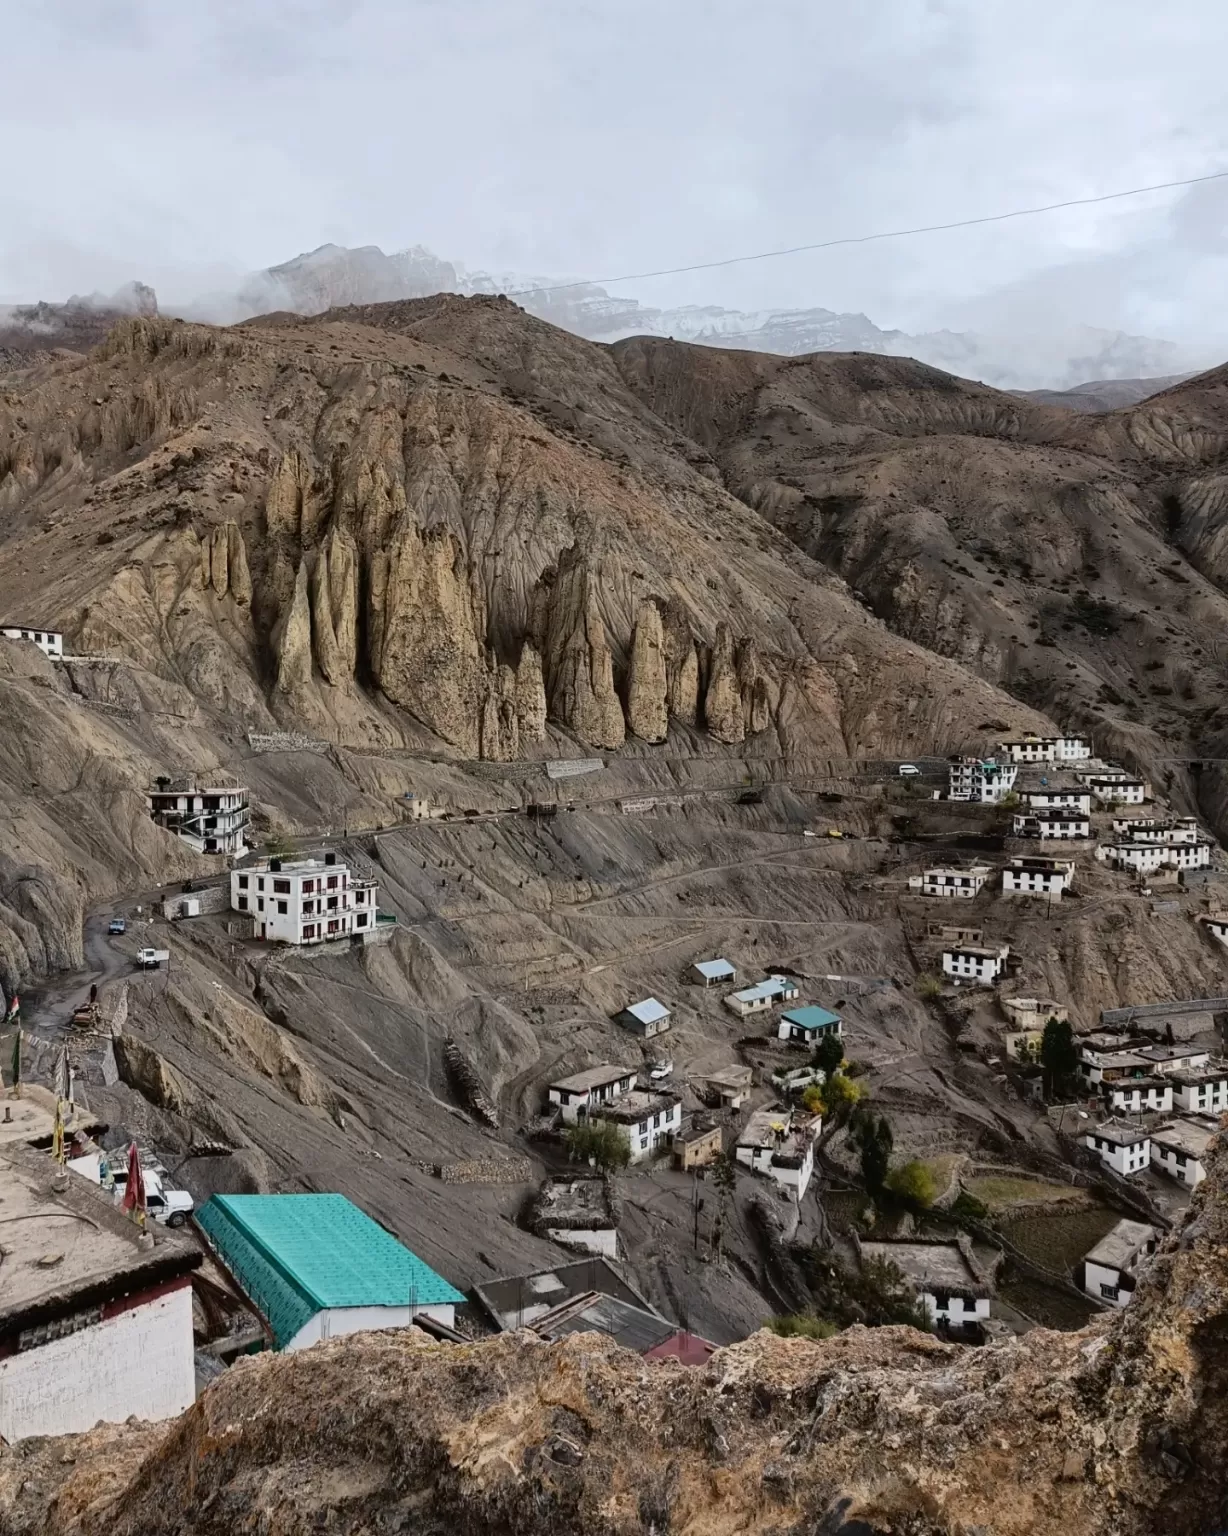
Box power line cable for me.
[504,167,1228,299]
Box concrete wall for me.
[285,1303,454,1351]
[546,1226,619,1259]
[160,883,230,920]
[0,1283,194,1442]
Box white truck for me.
[136,948,170,969]
[67,1151,195,1228]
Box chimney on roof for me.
[269,859,281,872]
[325,852,337,866]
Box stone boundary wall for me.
[436,1157,533,1185]
[160,883,230,921]
[247,731,330,755]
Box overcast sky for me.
[4,1,1227,342]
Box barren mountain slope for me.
[0,299,1053,773]
[613,340,1228,826]
[7,1130,1228,1536]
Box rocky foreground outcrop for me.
[5,1134,1228,1535]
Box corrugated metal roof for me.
[693,959,735,980]
[196,1194,462,1349]
[623,998,670,1025]
[781,1005,841,1031]
[732,975,797,1003]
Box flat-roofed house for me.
[907,865,992,898]
[734,1107,819,1199]
[1012,811,1091,840]
[859,1239,991,1335]
[1082,1219,1157,1307]
[702,1064,754,1110]
[589,1090,683,1163]
[1098,1076,1173,1115]
[941,942,1009,986]
[1002,856,1075,901]
[0,624,63,659]
[1096,840,1211,875]
[547,1065,638,1125]
[1171,1063,1228,1116]
[1151,1120,1213,1188]
[0,1144,201,1443]
[1023,789,1092,814]
[1081,1120,1151,1178]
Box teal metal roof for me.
[196,1193,463,1349]
[781,1005,842,1032]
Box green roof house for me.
[196,1193,464,1351]
[777,1005,843,1046]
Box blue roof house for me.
[196,1194,464,1351]
[778,1005,843,1046]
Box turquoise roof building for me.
[778,1005,843,1045]
[196,1193,464,1351]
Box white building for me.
[1099,1077,1173,1115]
[1111,817,1201,844]
[907,865,991,898]
[0,624,63,659]
[734,1107,818,1199]
[196,1193,464,1349]
[232,854,378,944]
[547,1064,638,1125]
[1000,735,1093,764]
[0,1144,200,1442]
[589,1090,683,1163]
[1200,914,1228,948]
[1003,997,1068,1032]
[1023,789,1092,814]
[1096,841,1211,875]
[723,975,800,1017]
[859,1240,991,1333]
[1088,778,1148,806]
[947,757,1018,803]
[941,942,1009,986]
[1079,1049,1151,1087]
[691,958,736,986]
[1011,811,1091,840]
[1082,1219,1157,1308]
[1002,856,1075,901]
[1081,1121,1151,1178]
[148,777,251,856]
[1133,1044,1212,1077]
[1150,1120,1213,1188]
[1172,1064,1228,1116]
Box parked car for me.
[648,1060,674,1081]
[897,763,921,777]
[107,917,126,935]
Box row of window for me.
[236,873,343,893]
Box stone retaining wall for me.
[436,1157,533,1185]
[160,883,230,921]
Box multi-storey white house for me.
[1000,735,1093,764]
[1111,817,1201,844]
[1087,778,1148,806]
[0,624,63,659]
[1082,1219,1157,1308]
[907,865,992,898]
[589,1091,683,1163]
[947,757,1018,803]
[1081,1121,1151,1178]
[734,1107,819,1199]
[1096,841,1211,875]
[1171,1064,1228,1116]
[148,778,251,856]
[1099,1077,1173,1115]
[941,942,1009,986]
[547,1065,638,1125]
[1151,1120,1212,1188]
[1001,856,1075,901]
[1011,811,1091,840]
[1023,789,1092,814]
[231,854,378,944]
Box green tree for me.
[1040,1015,1079,1099]
[813,1032,845,1079]
[885,1158,937,1210]
[565,1118,631,1172]
[709,1150,737,1260]
[915,973,943,1001]
[822,1071,864,1116]
[800,1084,825,1116]
[765,1313,837,1340]
[854,1111,893,1195]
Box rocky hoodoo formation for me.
[8,1129,1228,1535]
[0,301,1071,772]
